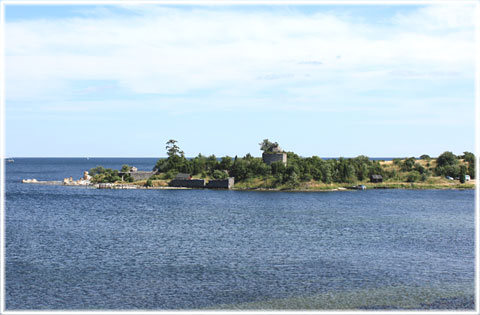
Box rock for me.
[22,179,38,183]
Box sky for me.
[3,2,477,158]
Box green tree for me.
[259,139,280,153]
[270,161,286,175]
[414,163,426,174]
[406,171,421,183]
[166,139,184,158]
[212,169,228,179]
[220,156,233,171]
[436,151,458,168]
[89,166,106,176]
[459,165,467,183]
[435,151,459,177]
[231,158,248,181]
[154,139,190,174]
[461,151,475,163]
[206,155,218,175]
[192,154,207,175]
[401,157,416,172]
[121,164,131,172]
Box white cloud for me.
[4,4,476,111]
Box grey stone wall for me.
[119,171,155,181]
[206,177,234,189]
[262,153,287,165]
[169,179,206,188]
[131,171,155,181]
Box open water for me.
[4,158,476,310]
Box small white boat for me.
[6,158,14,163]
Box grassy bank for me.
[231,177,475,191]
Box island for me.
[22,139,475,191]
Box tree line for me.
[151,139,476,187]
[87,139,475,186]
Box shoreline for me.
[21,180,476,191]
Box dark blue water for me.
[4,158,476,310]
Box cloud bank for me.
[4,4,476,157]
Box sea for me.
[4,158,476,310]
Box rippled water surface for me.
[5,158,476,310]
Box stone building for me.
[169,178,206,188]
[119,166,155,181]
[262,152,287,166]
[206,177,235,189]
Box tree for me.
[220,156,233,171]
[212,169,228,179]
[414,163,426,174]
[192,154,207,175]
[206,155,218,175]
[460,165,467,183]
[436,151,458,168]
[259,139,280,153]
[121,164,131,172]
[166,139,184,158]
[462,152,475,163]
[420,154,431,160]
[154,139,189,173]
[89,166,106,176]
[406,171,421,183]
[401,157,416,172]
[230,158,248,181]
[270,161,286,175]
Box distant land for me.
[32,139,471,191]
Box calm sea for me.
[4,158,476,310]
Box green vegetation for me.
[88,166,123,183]
[259,139,281,153]
[150,140,476,190]
[88,139,476,190]
[88,165,133,184]
[145,178,153,187]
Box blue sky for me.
[4,3,476,157]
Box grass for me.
[130,179,169,187]
[232,176,475,191]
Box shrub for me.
[89,166,106,176]
[270,161,286,175]
[164,170,177,180]
[212,170,228,179]
[401,157,416,172]
[414,163,426,174]
[420,173,428,182]
[406,171,421,182]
